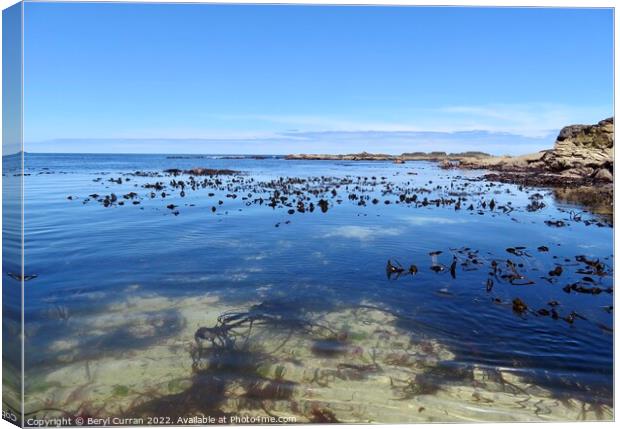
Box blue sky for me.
[23,3,613,154]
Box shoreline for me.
[284,151,491,162]
[285,118,614,190]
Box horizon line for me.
[4,149,541,157]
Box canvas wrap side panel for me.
[2,2,24,427]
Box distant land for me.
[284,151,490,162]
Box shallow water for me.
[7,154,613,422]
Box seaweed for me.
[122,300,345,420]
[308,405,340,423]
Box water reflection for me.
[553,186,613,220]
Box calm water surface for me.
[10,154,613,422]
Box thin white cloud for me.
[206,102,610,139]
[402,216,469,226]
[435,103,606,138]
[111,128,280,140]
[213,113,424,133]
[324,226,401,241]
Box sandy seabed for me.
[21,287,613,424]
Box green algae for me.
[112,385,130,396]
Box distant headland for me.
[284,151,491,162]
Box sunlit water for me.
[7,154,613,422]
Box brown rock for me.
[593,168,613,182]
[539,117,613,173]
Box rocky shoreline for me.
[445,117,614,188]
[286,118,614,191]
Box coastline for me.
[285,118,614,190]
[284,151,491,162]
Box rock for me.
[537,117,613,174]
[184,168,238,176]
[164,168,238,176]
[285,152,393,161]
[593,168,613,182]
[455,152,544,172]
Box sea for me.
[2,153,614,422]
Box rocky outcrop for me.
[455,118,614,186]
[454,152,544,171]
[164,168,239,176]
[535,117,613,180]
